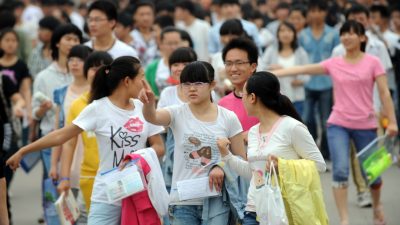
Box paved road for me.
[8,162,400,225]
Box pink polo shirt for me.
[321,54,385,129]
[218,92,259,131]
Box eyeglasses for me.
[224,61,250,68]
[87,17,108,24]
[181,82,209,89]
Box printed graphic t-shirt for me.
[0,59,31,89]
[166,104,242,205]
[73,97,164,204]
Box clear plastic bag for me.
[101,159,147,203]
[356,135,399,185]
[254,161,288,225]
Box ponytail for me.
[89,64,111,102]
[89,56,141,103]
[276,94,303,123]
[246,71,303,123]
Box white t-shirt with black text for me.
[73,97,163,204]
[166,104,242,205]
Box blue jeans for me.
[169,202,229,225]
[41,147,52,177]
[303,89,332,159]
[242,211,259,225]
[327,124,382,187]
[88,202,121,225]
[293,101,304,118]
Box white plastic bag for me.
[254,162,288,225]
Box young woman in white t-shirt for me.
[157,47,197,225]
[260,22,310,116]
[217,71,326,225]
[140,61,246,225]
[7,56,165,225]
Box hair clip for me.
[105,64,111,75]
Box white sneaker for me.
[357,191,372,208]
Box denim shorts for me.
[88,202,121,225]
[327,124,382,188]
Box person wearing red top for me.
[219,38,259,144]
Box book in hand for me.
[54,190,80,225]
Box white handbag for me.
[253,161,288,225]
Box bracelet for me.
[59,177,70,182]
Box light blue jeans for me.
[169,195,230,225]
[88,202,121,225]
[327,124,382,188]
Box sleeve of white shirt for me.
[222,125,257,180]
[259,47,273,71]
[375,41,393,71]
[72,101,98,131]
[225,109,243,138]
[290,124,326,172]
[331,44,344,57]
[147,122,165,137]
[164,104,180,128]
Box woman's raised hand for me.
[139,79,155,104]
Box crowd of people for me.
[0,0,399,225]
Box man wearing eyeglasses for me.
[220,38,259,142]
[85,0,138,59]
[218,37,259,224]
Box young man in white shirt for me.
[175,0,210,61]
[85,0,138,59]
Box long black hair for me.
[246,71,302,122]
[90,56,141,103]
[339,20,367,52]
